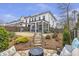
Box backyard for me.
[0,23,79,56]
[0,26,63,56]
[10,32,63,51]
[1,3,79,56]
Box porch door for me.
[38,22,42,32]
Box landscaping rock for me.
[52,53,59,56]
[72,48,79,56]
[44,49,57,56]
[0,46,20,56]
[0,46,16,56]
[72,38,79,50]
[13,52,20,56]
[60,45,72,56]
[17,50,29,56]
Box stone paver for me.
[17,49,57,56]
[17,50,29,56]
[44,49,57,56]
[33,33,43,47]
[13,52,20,56]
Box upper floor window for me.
[29,19,31,22]
[29,18,32,22]
[26,19,27,23]
[43,16,45,20]
[32,18,33,21]
[35,18,36,21]
[39,17,41,20]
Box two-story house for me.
[0,11,57,33]
[19,11,57,33]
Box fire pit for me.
[29,47,44,56]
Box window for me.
[29,19,31,22]
[26,19,27,23]
[35,18,36,21]
[43,16,45,20]
[29,18,32,22]
[39,17,41,20]
[32,18,33,21]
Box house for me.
[0,11,57,33]
[20,11,57,33]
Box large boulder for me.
[71,38,79,56]
[72,38,79,50]
[0,46,20,56]
[60,45,72,56]
[72,48,79,56]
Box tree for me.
[72,10,78,21]
[63,25,71,46]
[76,13,79,28]
[57,3,71,30]
[70,10,78,30]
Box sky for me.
[0,3,79,23]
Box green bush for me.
[45,35,51,39]
[0,27,9,52]
[63,25,71,46]
[16,36,29,44]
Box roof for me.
[21,11,57,21]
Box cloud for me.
[4,14,16,19]
[0,14,18,23]
[36,4,52,10]
[26,4,52,13]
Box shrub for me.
[16,36,29,44]
[63,25,71,46]
[0,27,9,52]
[45,35,51,39]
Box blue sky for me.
[0,3,79,23]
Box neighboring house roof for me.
[6,20,20,24]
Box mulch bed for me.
[13,39,62,51]
[42,39,63,50]
[10,33,63,51]
[14,41,33,51]
[42,33,63,50]
[9,36,34,51]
